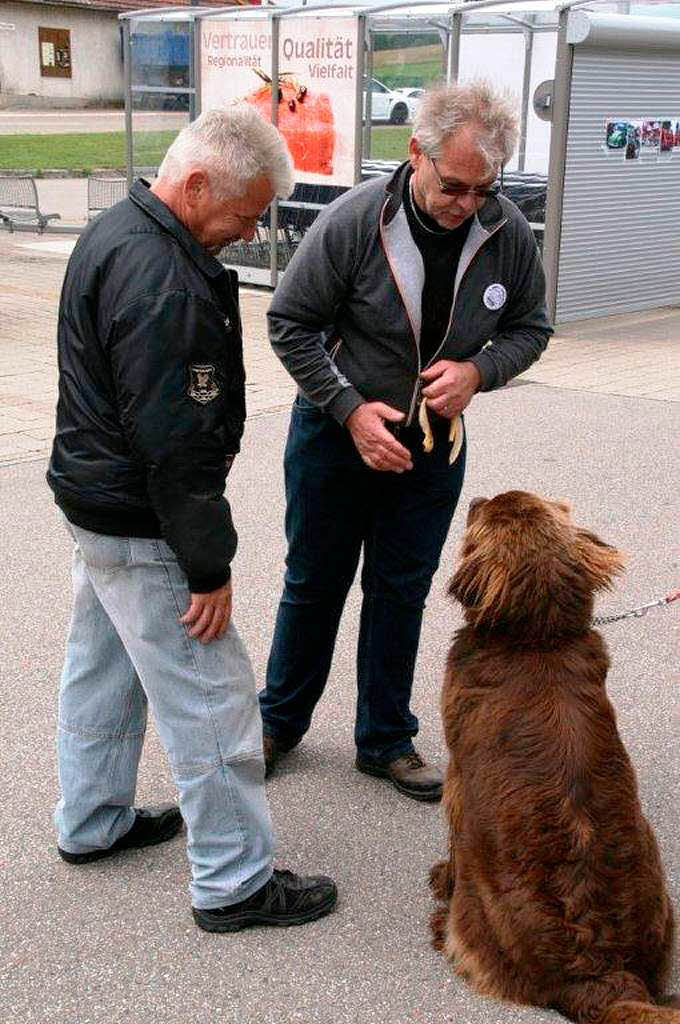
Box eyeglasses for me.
[429,155,503,199]
[229,208,265,226]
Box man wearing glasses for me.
[260,81,553,799]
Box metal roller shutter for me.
[557,43,680,322]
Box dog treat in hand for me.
[448,413,463,465]
[419,400,434,453]
[419,403,463,464]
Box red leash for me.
[593,588,680,627]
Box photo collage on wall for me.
[604,118,680,161]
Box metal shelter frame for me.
[119,0,680,317]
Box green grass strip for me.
[0,130,179,174]
[0,126,410,174]
[369,125,411,161]
[376,59,444,89]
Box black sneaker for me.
[192,868,338,933]
[57,805,183,864]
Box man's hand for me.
[180,580,232,644]
[346,402,413,473]
[420,360,481,418]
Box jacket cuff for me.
[187,564,231,594]
[327,386,365,425]
[468,350,499,393]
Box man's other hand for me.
[346,402,413,473]
[180,580,232,644]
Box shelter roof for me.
[12,0,263,14]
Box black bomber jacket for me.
[47,179,245,592]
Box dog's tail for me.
[429,859,455,901]
[558,972,680,1024]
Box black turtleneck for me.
[403,170,472,366]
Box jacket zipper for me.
[419,216,508,381]
[379,196,422,427]
[380,194,507,427]
[329,337,342,361]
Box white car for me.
[394,87,425,122]
[363,77,411,125]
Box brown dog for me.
[430,490,678,1024]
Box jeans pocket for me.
[293,393,322,415]
[70,524,132,573]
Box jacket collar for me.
[383,160,506,233]
[129,179,226,280]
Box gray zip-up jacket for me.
[268,162,553,425]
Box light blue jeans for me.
[55,518,274,909]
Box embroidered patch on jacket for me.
[188,364,220,404]
[483,283,507,310]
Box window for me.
[362,78,389,94]
[39,27,71,78]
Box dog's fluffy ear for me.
[573,529,626,592]
[448,536,507,614]
[448,528,516,624]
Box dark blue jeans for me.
[259,396,466,763]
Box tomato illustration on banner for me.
[200,16,358,186]
[245,70,335,176]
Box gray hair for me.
[157,103,294,199]
[413,80,519,171]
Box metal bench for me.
[0,175,61,233]
[87,175,128,220]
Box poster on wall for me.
[659,120,675,156]
[604,119,641,159]
[640,119,661,152]
[201,17,359,186]
[603,117,680,162]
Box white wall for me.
[458,28,557,175]
[525,30,557,174]
[0,2,123,105]
[459,31,526,171]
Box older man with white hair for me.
[47,105,337,932]
[260,81,553,799]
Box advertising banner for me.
[201,16,359,186]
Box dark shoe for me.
[57,805,183,864]
[192,868,338,933]
[355,750,443,802]
[263,732,299,779]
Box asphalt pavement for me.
[0,108,187,135]
[2,375,679,1024]
[1,165,679,1023]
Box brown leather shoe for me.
[355,749,443,802]
[263,733,299,779]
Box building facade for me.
[0,0,253,108]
